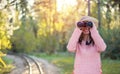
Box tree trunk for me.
[88,0,91,16]
[98,0,101,28]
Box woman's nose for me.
[84,27,89,30]
[85,27,90,30]
[82,27,90,31]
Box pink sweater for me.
[67,27,106,74]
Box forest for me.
[0,0,120,74]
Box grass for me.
[31,52,120,74]
[2,56,13,64]
[0,56,14,74]
[102,59,120,74]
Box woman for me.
[67,16,106,74]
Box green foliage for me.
[11,17,37,53]
[99,16,120,59]
[100,28,120,60]
[90,0,120,59]
[37,20,66,54]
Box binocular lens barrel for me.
[77,21,93,28]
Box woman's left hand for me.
[90,22,97,32]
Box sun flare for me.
[56,0,77,12]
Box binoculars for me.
[77,21,93,28]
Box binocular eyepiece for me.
[77,21,93,28]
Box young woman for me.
[67,16,106,74]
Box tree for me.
[0,7,16,73]
[100,0,120,59]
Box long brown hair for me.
[78,32,94,45]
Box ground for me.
[6,54,60,74]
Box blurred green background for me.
[0,0,120,74]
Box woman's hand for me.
[90,22,97,32]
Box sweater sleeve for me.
[67,27,82,52]
[90,28,107,52]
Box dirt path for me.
[6,54,60,74]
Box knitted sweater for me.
[67,27,106,74]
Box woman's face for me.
[81,27,90,35]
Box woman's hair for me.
[78,32,94,45]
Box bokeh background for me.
[0,0,120,74]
